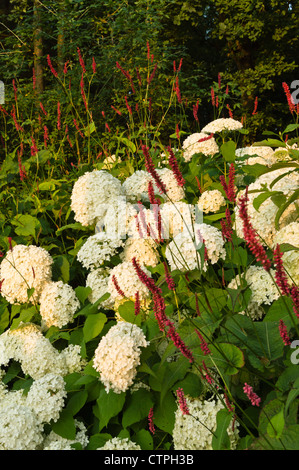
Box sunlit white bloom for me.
[201,118,243,134]
[77,232,124,270]
[165,223,226,272]
[197,190,226,213]
[93,322,149,394]
[70,170,123,226]
[173,395,239,450]
[97,437,141,450]
[0,244,53,304]
[107,261,152,302]
[182,132,219,162]
[86,267,113,309]
[39,280,80,329]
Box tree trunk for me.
[33,0,43,95]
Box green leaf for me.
[122,389,153,428]
[212,408,233,450]
[11,214,41,239]
[274,188,299,230]
[52,409,76,440]
[220,141,236,162]
[83,312,107,342]
[153,390,176,434]
[66,390,88,416]
[97,389,126,431]
[133,429,153,450]
[267,408,285,439]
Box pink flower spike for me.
[148,407,155,434]
[176,388,189,415]
[243,383,261,407]
[279,319,291,346]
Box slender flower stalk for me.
[291,285,299,318]
[193,100,199,122]
[282,82,295,114]
[220,163,236,202]
[112,275,125,298]
[252,96,258,115]
[163,261,176,291]
[77,47,86,74]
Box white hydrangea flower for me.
[77,232,124,271]
[182,132,219,162]
[70,170,123,226]
[120,237,159,267]
[201,117,243,134]
[107,261,152,302]
[39,281,80,329]
[165,223,226,272]
[228,265,280,312]
[0,404,44,450]
[153,168,185,202]
[0,244,53,304]
[160,201,196,239]
[122,170,153,203]
[235,146,275,166]
[25,373,67,424]
[93,322,149,394]
[42,420,89,450]
[97,437,141,450]
[86,267,113,309]
[197,189,226,214]
[273,221,299,285]
[0,323,84,379]
[234,168,299,247]
[173,395,239,450]
[102,199,138,240]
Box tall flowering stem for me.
[219,163,236,202]
[142,145,167,195]
[167,146,185,187]
[238,187,271,271]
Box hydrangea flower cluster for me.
[39,280,80,329]
[182,132,219,161]
[197,189,226,214]
[97,437,141,450]
[165,223,226,272]
[70,169,123,226]
[0,322,85,379]
[0,244,53,304]
[172,394,239,450]
[93,321,149,393]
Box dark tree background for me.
[0,0,299,149]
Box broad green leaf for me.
[66,390,88,416]
[220,140,236,162]
[52,409,76,440]
[97,389,126,431]
[133,429,153,450]
[153,390,176,434]
[212,408,233,450]
[83,312,107,342]
[122,389,153,428]
[11,214,41,239]
[267,408,285,439]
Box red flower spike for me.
[279,319,291,346]
[243,383,261,407]
[176,388,190,415]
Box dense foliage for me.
[0,0,299,452]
